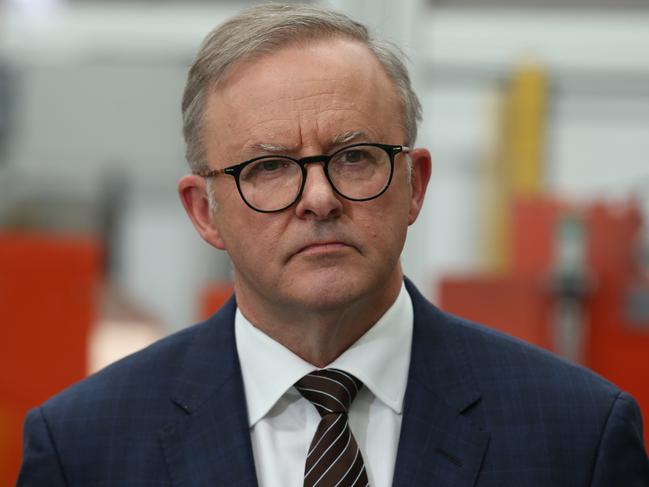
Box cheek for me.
[354,204,407,249]
[218,212,285,262]
[376,199,411,245]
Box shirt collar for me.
[235,282,414,427]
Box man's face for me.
[180,38,430,320]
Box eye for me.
[339,149,368,164]
[251,158,292,174]
[241,157,295,182]
[257,159,286,172]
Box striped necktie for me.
[295,369,369,487]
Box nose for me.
[294,163,343,220]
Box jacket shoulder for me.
[40,319,211,416]
[40,291,237,422]
[429,300,620,404]
[406,281,648,484]
[405,276,619,400]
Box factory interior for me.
[1,0,649,482]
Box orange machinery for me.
[0,233,102,485]
[199,282,234,321]
[440,196,649,447]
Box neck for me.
[234,273,403,367]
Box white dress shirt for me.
[235,283,413,487]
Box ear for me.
[177,174,226,250]
[407,147,432,225]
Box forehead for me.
[201,37,404,162]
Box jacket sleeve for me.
[590,392,649,486]
[16,407,68,487]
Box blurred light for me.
[7,0,66,15]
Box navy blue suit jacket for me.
[18,280,649,486]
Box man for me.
[18,4,649,486]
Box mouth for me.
[292,240,357,259]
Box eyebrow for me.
[246,131,371,157]
[249,142,290,154]
[331,131,369,145]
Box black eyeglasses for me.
[195,143,410,213]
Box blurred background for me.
[1,0,648,481]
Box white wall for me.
[1,4,240,331]
[2,2,648,325]
[402,7,649,299]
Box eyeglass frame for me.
[194,142,410,213]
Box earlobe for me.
[406,148,432,225]
[177,175,226,250]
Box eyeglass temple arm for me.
[194,168,229,178]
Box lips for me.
[299,241,350,253]
[290,237,359,260]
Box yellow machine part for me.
[481,61,548,272]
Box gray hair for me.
[181,3,422,173]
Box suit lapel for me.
[155,281,490,486]
[392,281,490,487]
[159,297,258,487]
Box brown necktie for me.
[295,369,370,487]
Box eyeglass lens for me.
[238,144,392,212]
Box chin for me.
[283,269,377,311]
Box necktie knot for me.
[295,368,363,416]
